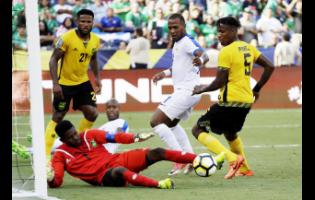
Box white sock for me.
[153,124,182,151]
[171,124,194,153]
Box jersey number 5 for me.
[243,53,251,76]
[79,53,88,62]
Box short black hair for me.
[217,16,241,28]
[105,98,119,106]
[168,13,185,25]
[282,32,291,41]
[77,9,94,19]
[55,120,74,138]
[135,27,143,36]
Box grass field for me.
[13,108,302,200]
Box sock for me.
[164,149,196,163]
[228,136,250,171]
[45,120,57,156]
[153,124,182,151]
[171,124,194,153]
[122,170,158,187]
[78,118,94,133]
[197,132,237,163]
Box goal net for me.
[12,0,55,199]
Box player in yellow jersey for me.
[45,9,102,158]
[192,16,275,179]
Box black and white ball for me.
[193,153,217,177]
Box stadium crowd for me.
[12,0,302,66]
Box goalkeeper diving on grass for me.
[47,120,224,189]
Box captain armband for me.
[105,133,116,143]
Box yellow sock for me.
[228,136,250,171]
[45,120,57,156]
[78,118,94,133]
[197,132,237,163]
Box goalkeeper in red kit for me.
[47,120,225,189]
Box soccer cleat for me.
[183,164,194,175]
[235,169,254,177]
[224,155,244,179]
[158,178,175,189]
[168,163,185,176]
[214,152,225,170]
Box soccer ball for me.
[193,153,217,177]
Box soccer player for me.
[98,98,129,153]
[45,9,102,158]
[192,16,275,179]
[46,120,225,189]
[151,13,209,176]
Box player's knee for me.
[52,112,66,123]
[147,148,165,164]
[150,118,159,128]
[83,109,98,121]
[192,124,201,139]
[111,167,126,179]
[224,133,237,141]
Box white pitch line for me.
[131,124,301,132]
[194,144,301,149]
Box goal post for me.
[24,0,47,198]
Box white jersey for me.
[171,35,203,91]
[98,118,129,153]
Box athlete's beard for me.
[77,28,91,37]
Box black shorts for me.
[53,81,96,112]
[197,103,251,135]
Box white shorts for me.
[158,89,201,121]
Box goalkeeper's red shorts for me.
[107,148,150,172]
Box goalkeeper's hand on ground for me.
[134,132,155,142]
[46,161,55,182]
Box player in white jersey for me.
[52,98,129,154]
[98,98,129,153]
[151,13,209,176]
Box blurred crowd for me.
[12,0,302,66]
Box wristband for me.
[163,69,171,76]
[199,57,204,64]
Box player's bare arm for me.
[90,52,102,94]
[49,48,65,99]
[192,49,209,67]
[192,68,228,95]
[152,68,172,84]
[253,54,275,102]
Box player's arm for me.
[47,153,65,188]
[152,68,172,84]
[90,129,154,144]
[192,49,209,67]
[192,67,228,95]
[90,52,102,94]
[49,48,65,99]
[253,54,275,102]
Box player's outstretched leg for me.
[102,167,174,189]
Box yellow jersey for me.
[217,40,261,104]
[55,29,100,86]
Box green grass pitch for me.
[13,108,302,200]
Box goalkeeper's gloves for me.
[134,132,155,142]
[46,161,55,182]
[12,140,31,159]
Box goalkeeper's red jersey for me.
[48,129,135,188]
